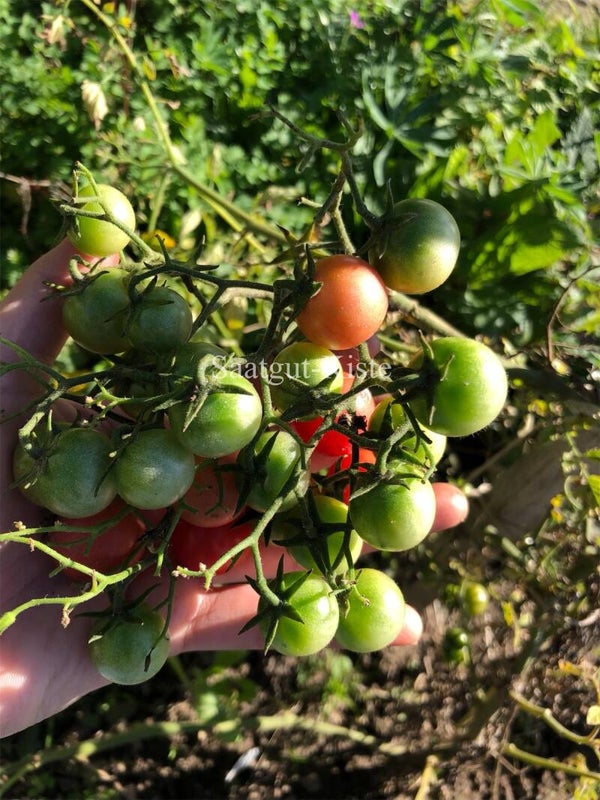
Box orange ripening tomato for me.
[296,255,389,351]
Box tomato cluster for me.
[9,177,509,683]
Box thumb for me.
[0,239,119,368]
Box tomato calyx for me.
[270,492,359,576]
[242,559,312,651]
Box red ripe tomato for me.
[295,255,389,350]
[291,371,376,472]
[49,498,146,581]
[168,518,255,575]
[181,454,245,527]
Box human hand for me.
[0,241,469,738]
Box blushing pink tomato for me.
[181,454,245,527]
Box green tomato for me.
[68,183,136,257]
[462,582,489,616]
[269,342,344,417]
[335,568,406,653]
[89,604,170,684]
[442,627,471,665]
[168,370,263,458]
[127,285,193,354]
[271,494,363,575]
[12,425,117,518]
[243,430,309,513]
[113,427,195,510]
[410,337,508,437]
[62,268,132,355]
[369,198,460,295]
[171,340,229,379]
[349,477,436,552]
[259,572,340,657]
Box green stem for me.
[502,742,600,781]
[510,690,600,748]
[0,530,148,633]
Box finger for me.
[393,604,423,645]
[431,482,469,531]
[0,239,119,367]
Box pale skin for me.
[0,240,470,738]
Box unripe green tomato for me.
[269,341,344,416]
[171,340,228,379]
[410,337,508,437]
[368,397,447,466]
[348,477,436,552]
[168,371,263,459]
[127,285,193,354]
[335,568,406,653]
[62,268,132,355]
[462,582,489,616]
[369,198,460,295]
[445,626,469,648]
[443,627,470,665]
[243,430,310,513]
[68,183,136,257]
[113,427,196,510]
[89,604,170,685]
[12,425,117,518]
[259,572,340,657]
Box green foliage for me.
[3,1,597,342]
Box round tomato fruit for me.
[369,198,460,295]
[62,268,132,355]
[348,477,436,551]
[68,183,136,257]
[12,425,117,518]
[335,568,406,653]
[242,429,309,513]
[462,582,489,616]
[295,255,389,350]
[89,604,170,685]
[127,285,193,354]
[168,370,262,458]
[269,342,343,417]
[258,571,340,657]
[113,427,195,510]
[410,337,508,437]
[368,396,447,467]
